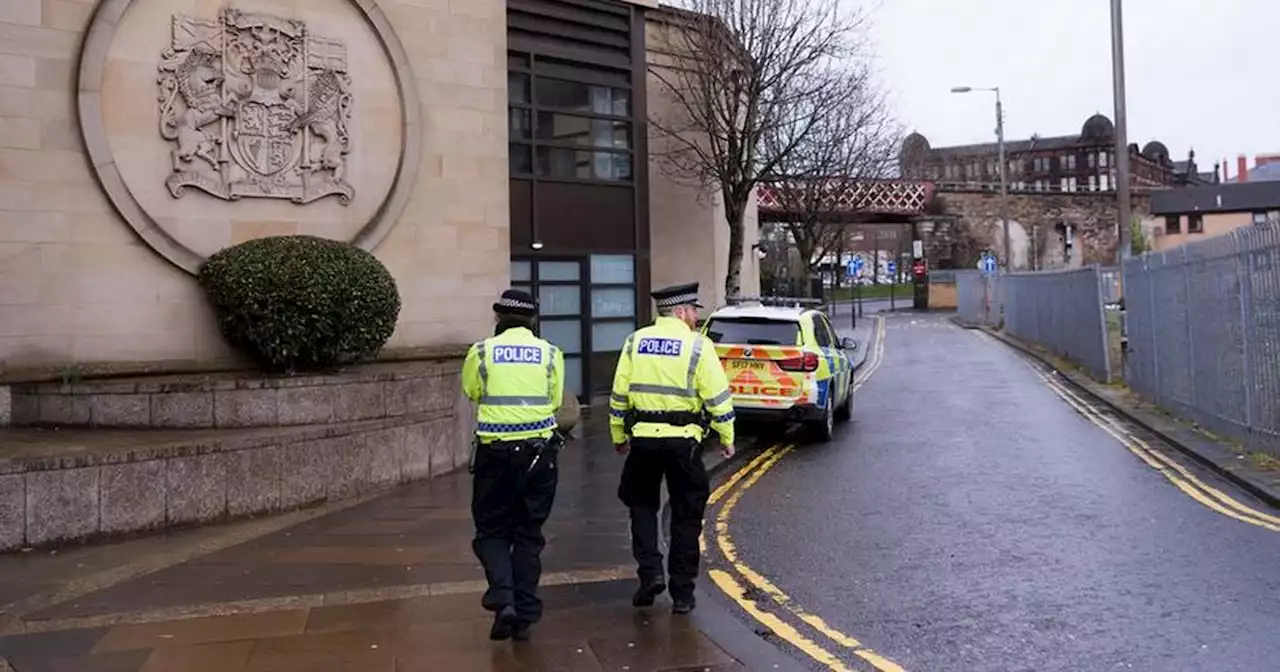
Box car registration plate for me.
[729,360,768,371]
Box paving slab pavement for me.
[0,415,807,670]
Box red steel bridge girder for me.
[756,180,935,220]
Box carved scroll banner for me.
[157,7,355,205]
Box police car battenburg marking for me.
[636,338,683,356]
[491,345,544,364]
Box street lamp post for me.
[952,86,1011,271]
[1111,0,1132,265]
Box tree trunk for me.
[724,198,746,298]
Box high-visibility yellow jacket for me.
[462,327,565,443]
[608,316,735,446]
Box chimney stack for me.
[1238,155,1249,183]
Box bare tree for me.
[761,71,898,296]
[648,0,871,297]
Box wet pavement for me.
[0,416,802,671]
[711,313,1280,671]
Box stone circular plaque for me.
[78,0,422,274]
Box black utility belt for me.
[628,410,706,426]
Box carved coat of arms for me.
[156,7,355,204]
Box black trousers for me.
[471,439,559,623]
[617,437,710,601]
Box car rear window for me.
[705,318,800,346]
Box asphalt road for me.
[708,313,1280,671]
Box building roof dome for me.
[899,132,931,170]
[1080,113,1114,141]
[901,132,930,155]
[1141,141,1170,163]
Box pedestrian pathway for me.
[0,415,798,671]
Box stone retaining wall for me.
[9,361,457,429]
[0,360,474,552]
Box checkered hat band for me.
[497,297,536,311]
[655,292,698,308]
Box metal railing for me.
[1122,224,1280,452]
[956,270,1002,327]
[1002,266,1113,382]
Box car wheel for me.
[809,393,835,442]
[834,375,852,423]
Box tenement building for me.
[0,0,758,404]
[900,113,1217,194]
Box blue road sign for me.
[979,254,998,275]
[887,261,897,275]
[847,255,864,276]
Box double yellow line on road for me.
[971,330,1280,533]
[704,316,906,672]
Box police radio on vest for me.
[492,345,543,364]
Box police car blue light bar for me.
[724,295,825,308]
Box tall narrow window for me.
[1188,214,1204,233]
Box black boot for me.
[671,594,696,615]
[632,579,667,607]
[489,605,519,640]
[512,620,533,642]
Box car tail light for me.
[778,352,820,372]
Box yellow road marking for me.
[709,569,854,671]
[704,316,906,672]
[972,328,1280,533]
[701,314,901,670]
[714,446,906,671]
[1035,370,1280,532]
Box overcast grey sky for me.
[871,0,1275,177]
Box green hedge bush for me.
[198,235,401,372]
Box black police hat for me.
[652,282,703,310]
[493,288,538,317]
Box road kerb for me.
[980,326,1280,510]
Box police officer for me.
[609,282,736,614]
[461,289,566,642]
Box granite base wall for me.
[0,361,475,552]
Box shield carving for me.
[234,101,300,176]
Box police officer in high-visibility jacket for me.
[609,281,735,614]
[461,289,565,642]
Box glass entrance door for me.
[511,259,585,399]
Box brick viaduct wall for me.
[919,190,1151,271]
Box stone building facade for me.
[901,114,1215,195]
[1,0,511,373]
[919,189,1152,271]
[0,0,755,400]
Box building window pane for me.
[591,288,635,318]
[592,320,635,352]
[509,109,531,140]
[539,285,580,316]
[509,143,531,175]
[536,147,632,181]
[535,112,629,149]
[508,53,529,70]
[513,283,532,295]
[590,254,635,284]
[511,260,532,282]
[1252,212,1268,225]
[1188,214,1204,233]
[562,356,583,398]
[541,318,582,354]
[508,72,529,104]
[538,261,580,281]
[535,78,630,117]
[1099,174,1110,190]
[1165,216,1180,234]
